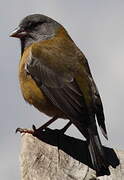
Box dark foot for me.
[15,124,46,136]
[15,116,58,135]
[15,119,72,136]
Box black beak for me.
[10,26,27,38]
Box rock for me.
[19,128,123,180]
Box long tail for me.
[72,117,109,175]
[88,128,109,175]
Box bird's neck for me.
[55,27,73,42]
[20,33,55,56]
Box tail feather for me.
[88,128,109,174]
[95,101,108,140]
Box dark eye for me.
[27,21,45,30]
[28,21,32,27]
[27,21,35,29]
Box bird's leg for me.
[32,116,58,132]
[59,121,72,134]
[15,116,58,134]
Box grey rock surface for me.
[19,129,123,180]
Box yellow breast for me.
[19,46,63,117]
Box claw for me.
[32,124,37,131]
[15,127,23,133]
[15,127,34,134]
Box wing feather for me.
[26,45,107,138]
[27,56,89,122]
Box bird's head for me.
[10,14,63,53]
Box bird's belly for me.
[18,45,66,119]
[19,73,64,117]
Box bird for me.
[10,14,109,174]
